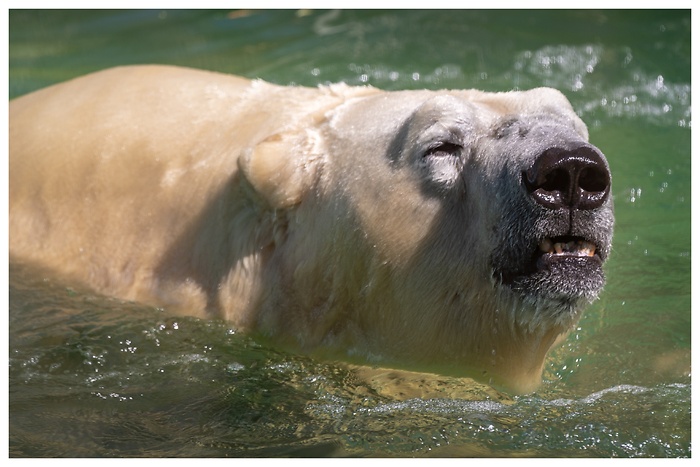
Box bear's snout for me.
[490,134,613,313]
[524,144,611,211]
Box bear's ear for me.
[238,131,318,210]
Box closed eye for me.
[424,142,462,158]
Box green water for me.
[8,10,691,457]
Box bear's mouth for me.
[500,235,604,292]
[535,236,600,269]
[534,235,601,270]
[494,233,606,305]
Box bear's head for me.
[241,86,613,393]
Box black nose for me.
[524,146,611,210]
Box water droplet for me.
[656,75,665,89]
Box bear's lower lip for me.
[535,251,603,272]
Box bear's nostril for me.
[540,168,569,193]
[524,146,611,210]
[579,166,609,193]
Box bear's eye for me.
[424,142,462,159]
[419,140,465,191]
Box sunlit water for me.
[8,10,691,457]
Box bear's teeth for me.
[538,239,596,257]
[539,238,554,253]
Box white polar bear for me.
[9,65,613,393]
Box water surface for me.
[8,10,691,457]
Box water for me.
[7,10,691,457]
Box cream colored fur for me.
[10,65,594,393]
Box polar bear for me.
[9,65,613,393]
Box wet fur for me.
[9,65,613,393]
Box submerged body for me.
[9,65,613,393]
